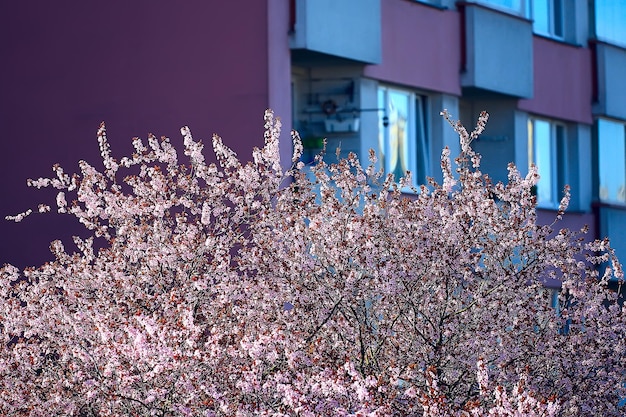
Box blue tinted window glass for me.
[532,0,550,34]
[598,119,626,203]
[533,120,554,205]
[479,0,524,15]
[595,1,626,46]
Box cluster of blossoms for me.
[0,110,624,416]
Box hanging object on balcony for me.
[321,99,338,115]
[324,116,360,133]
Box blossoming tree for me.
[0,110,624,416]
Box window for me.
[378,87,429,188]
[530,0,563,38]
[527,118,565,208]
[476,0,528,16]
[594,1,626,47]
[597,119,626,204]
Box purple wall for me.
[518,37,593,124]
[364,1,461,95]
[0,1,291,269]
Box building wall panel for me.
[519,37,593,124]
[594,42,626,121]
[461,3,533,98]
[364,1,461,95]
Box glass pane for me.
[415,96,429,186]
[481,0,523,14]
[387,89,411,182]
[533,120,554,205]
[555,124,565,194]
[553,0,563,37]
[531,0,563,38]
[598,119,626,203]
[532,0,550,35]
[595,0,626,46]
[378,89,386,170]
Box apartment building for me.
[1,1,625,269]
[289,0,626,266]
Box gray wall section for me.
[460,99,519,186]
[462,4,533,98]
[358,77,381,170]
[429,94,461,184]
[600,207,626,262]
[595,43,626,121]
[513,110,530,177]
[290,0,381,64]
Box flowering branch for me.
[1,110,624,416]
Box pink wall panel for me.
[364,1,461,95]
[519,37,593,124]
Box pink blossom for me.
[1,110,624,416]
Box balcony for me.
[459,2,533,98]
[289,0,381,65]
[592,41,626,121]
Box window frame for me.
[475,0,529,17]
[377,85,430,190]
[596,118,626,205]
[593,1,626,48]
[527,117,566,209]
[529,0,564,40]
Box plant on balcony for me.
[0,110,623,416]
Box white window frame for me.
[528,118,566,209]
[530,0,564,39]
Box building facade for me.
[289,0,626,269]
[1,0,625,269]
